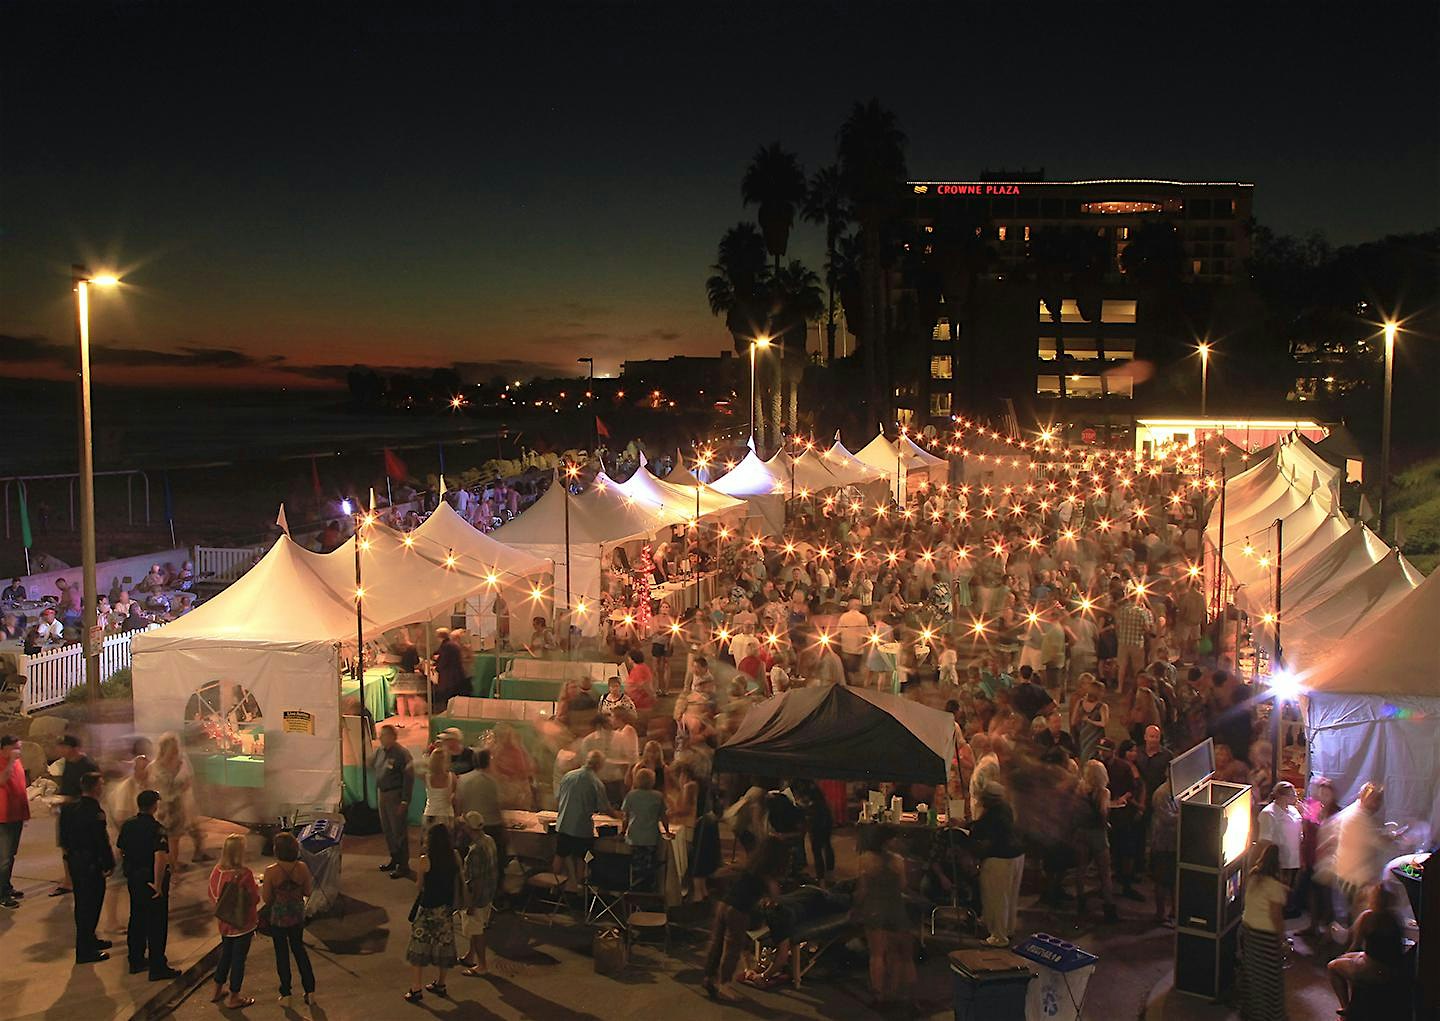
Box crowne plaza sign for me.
[934,183,1023,195]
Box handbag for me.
[257,902,273,936]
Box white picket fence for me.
[194,545,265,584]
[20,626,159,712]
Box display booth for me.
[132,521,551,824]
[1173,738,1252,1000]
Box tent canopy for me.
[1282,548,1422,658]
[1273,524,1388,612]
[1297,568,1440,696]
[411,502,552,579]
[491,471,673,547]
[613,454,746,521]
[710,449,790,498]
[713,685,956,784]
[818,438,889,485]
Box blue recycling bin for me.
[949,949,1033,1021]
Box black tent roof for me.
[713,685,956,785]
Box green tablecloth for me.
[495,676,565,702]
[195,753,266,789]
[341,666,396,722]
[472,652,518,698]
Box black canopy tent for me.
[713,686,957,785]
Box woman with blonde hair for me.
[421,746,456,831]
[1074,759,1118,923]
[208,834,260,1008]
[1070,675,1109,766]
[626,740,666,793]
[151,731,209,863]
[1240,842,1288,1021]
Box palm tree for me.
[802,164,850,364]
[764,260,825,441]
[742,143,808,275]
[837,100,908,422]
[706,222,772,353]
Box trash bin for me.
[1012,933,1098,1021]
[949,949,1034,1021]
[295,818,345,917]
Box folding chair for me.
[623,890,670,954]
[583,849,632,927]
[521,865,568,922]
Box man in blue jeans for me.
[0,735,30,909]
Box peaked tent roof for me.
[854,429,944,475]
[491,471,675,548]
[411,502,552,578]
[612,455,746,520]
[1297,569,1440,696]
[662,449,701,487]
[1273,524,1389,612]
[773,451,847,494]
[823,435,891,483]
[1226,492,1337,593]
[1283,548,1423,657]
[710,448,790,498]
[1208,466,1316,549]
[713,685,956,784]
[1279,433,1343,489]
[137,522,506,651]
[898,431,948,468]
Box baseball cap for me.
[462,811,486,830]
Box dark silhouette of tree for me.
[837,99,908,424]
[706,222,773,353]
[741,143,808,275]
[763,260,825,443]
[802,163,850,365]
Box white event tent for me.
[131,520,548,822]
[1280,549,1423,659]
[1297,570,1440,838]
[853,429,948,499]
[491,470,686,631]
[612,454,747,524]
[709,445,792,535]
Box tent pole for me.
[353,512,369,801]
[1271,516,1283,783]
[425,625,433,722]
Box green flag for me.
[17,479,32,549]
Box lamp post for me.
[750,336,772,451]
[577,356,595,453]
[563,463,580,650]
[694,448,713,614]
[1379,322,1396,539]
[1198,341,1211,418]
[72,266,120,702]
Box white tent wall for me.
[1307,693,1440,841]
[133,639,340,825]
[496,540,605,635]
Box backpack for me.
[214,869,254,930]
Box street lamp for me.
[750,335,772,450]
[73,265,120,702]
[1198,341,1211,418]
[1379,322,1397,539]
[577,357,595,451]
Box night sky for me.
[3,1,1436,388]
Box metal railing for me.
[20,625,160,712]
[194,545,266,584]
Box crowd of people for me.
[1,563,197,656]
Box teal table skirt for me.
[341,666,396,722]
[195,753,265,789]
[496,676,565,701]
[342,765,427,826]
[472,652,518,698]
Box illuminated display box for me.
[1171,739,1252,1000]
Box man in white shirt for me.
[32,607,64,646]
[1257,781,1303,882]
[1332,782,1395,919]
[835,599,870,683]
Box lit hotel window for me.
[1038,299,1087,323]
[1192,259,1203,275]
[1038,338,1057,361]
[929,392,953,416]
[1081,201,1163,214]
[932,319,952,341]
[931,354,953,379]
[1119,226,1130,240]
[997,226,1007,241]
[1023,225,1031,241]
[1100,299,1137,323]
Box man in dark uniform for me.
[58,771,114,963]
[116,789,180,980]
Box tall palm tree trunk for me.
[825,230,838,364]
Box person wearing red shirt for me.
[623,649,657,713]
[0,735,30,909]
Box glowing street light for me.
[750,335,772,449]
[72,266,121,701]
[1198,341,1212,416]
[1380,322,1397,537]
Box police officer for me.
[58,771,114,963]
[116,789,180,980]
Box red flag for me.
[310,456,323,497]
[595,416,610,439]
[384,448,408,481]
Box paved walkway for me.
[0,816,238,1021]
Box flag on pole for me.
[595,416,610,439]
[1358,493,1375,522]
[437,443,446,474]
[276,504,290,535]
[438,474,447,497]
[163,470,177,547]
[311,456,323,498]
[17,479,33,549]
[383,448,408,481]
